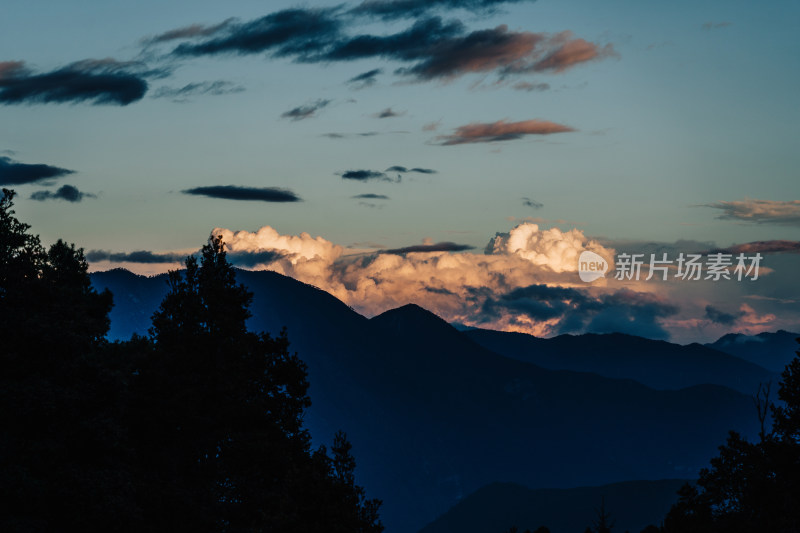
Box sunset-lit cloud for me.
[436,118,574,145]
[208,222,625,336]
[163,8,612,83]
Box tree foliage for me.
[663,339,800,533]
[0,189,382,532]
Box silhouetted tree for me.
[133,235,382,532]
[0,189,135,532]
[0,191,382,532]
[589,496,615,533]
[663,338,800,533]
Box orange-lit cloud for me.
[533,36,616,72]
[212,222,629,336]
[436,119,575,145]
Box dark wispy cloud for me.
[703,199,800,226]
[352,193,390,199]
[0,156,75,185]
[339,169,396,182]
[171,8,342,59]
[226,250,286,267]
[322,131,380,139]
[436,118,574,145]
[346,68,382,89]
[86,249,188,264]
[382,242,475,254]
[183,185,302,202]
[512,81,550,91]
[481,285,679,339]
[151,80,244,101]
[29,184,95,202]
[372,107,405,118]
[702,21,732,31]
[0,59,150,106]
[385,166,437,174]
[281,98,331,121]
[704,305,744,326]
[349,0,533,20]
[86,247,285,266]
[162,9,612,83]
[711,240,800,255]
[522,197,543,209]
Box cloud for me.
[339,169,395,182]
[422,120,441,131]
[528,36,616,73]
[522,197,543,209]
[712,240,800,255]
[346,68,382,89]
[150,80,245,101]
[171,8,341,59]
[512,81,550,92]
[481,285,678,339]
[182,185,302,202]
[321,131,381,139]
[29,184,95,202]
[165,10,612,83]
[86,249,188,264]
[349,0,533,19]
[226,250,287,267]
[703,199,800,226]
[352,193,390,200]
[87,246,285,267]
[373,107,405,118]
[382,241,475,254]
[385,166,437,174]
[704,305,744,326]
[211,222,618,337]
[0,59,149,106]
[436,118,574,145]
[702,21,732,30]
[281,99,331,121]
[0,156,75,185]
[144,19,235,44]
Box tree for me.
[589,496,615,533]
[0,192,382,532]
[134,235,383,532]
[663,338,800,533]
[0,189,135,532]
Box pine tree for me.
[134,235,382,532]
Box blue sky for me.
[2,0,798,341]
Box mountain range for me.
[91,268,779,533]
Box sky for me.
[2,0,799,342]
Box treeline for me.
[0,189,383,532]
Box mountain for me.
[92,269,762,533]
[707,330,800,373]
[463,329,776,395]
[419,479,688,533]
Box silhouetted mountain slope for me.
[419,479,688,533]
[707,330,800,373]
[464,328,774,395]
[92,269,762,533]
[91,268,170,339]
